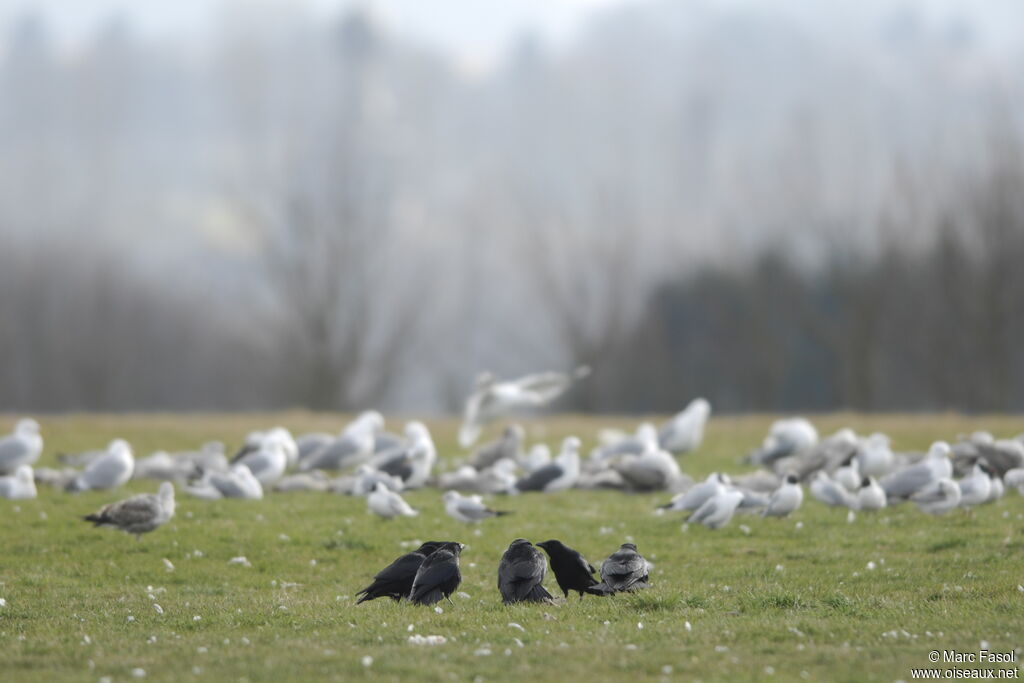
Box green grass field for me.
[1,413,1022,682]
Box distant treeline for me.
[582,150,1024,413]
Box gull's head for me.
[833,428,858,447]
[15,418,40,435]
[506,424,525,442]
[475,371,496,389]
[636,423,658,446]
[928,441,951,459]
[442,490,460,503]
[358,411,385,433]
[15,464,33,482]
[562,436,581,454]
[158,481,175,500]
[373,482,387,493]
[109,439,132,456]
[405,421,430,440]
[620,542,638,552]
[689,397,711,417]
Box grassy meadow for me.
[1,413,1022,682]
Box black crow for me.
[598,542,651,593]
[498,538,554,604]
[535,540,609,599]
[356,541,445,604]
[409,542,465,606]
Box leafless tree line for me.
[0,6,1022,412]
[593,138,1024,412]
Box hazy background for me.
[2,0,1023,414]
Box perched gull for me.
[458,366,590,447]
[234,438,288,486]
[367,482,419,519]
[881,442,952,501]
[1004,468,1024,496]
[470,425,524,471]
[856,477,887,511]
[83,482,175,540]
[612,444,683,492]
[232,427,298,469]
[370,422,437,489]
[439,459,518,495]
[809,471,857,509]
[409,542,464,606]
[188,463,263,500]
[957,463,992,508]
[442,491,511,523]
[273,471,329,493]
[597,543,651,593]
[748,418,819,466]
[658,398,711,454]
[498,538,554,604]
[514,437,580,493]
[591,422,658,461]
[134,451,200,482]
[689,489,744,529]
[0,418,43,474]
[0,465,37,500]
[67,439,135,493]
[833,456,860,493]
[351,465,405,496]
[856,433,894,478]
[300,412,383,472]
[911,477,961,515]
[658,473,728,512]
[762,475,803,517]
[519,444,552,473]
[296,432,334,462]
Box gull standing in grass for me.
[809,471,858,508]
[957,463,992,507]
[0,418,43,474]
[188,463,263,499]
[597,543,651,593]
[911,477,961,515]
[300,412,383,472]
[233,437,289,486]
[442,491,512,523]
[658,473,728,512]
[367,482,419,519]
[762,474,804,517]
[658,397,711,454]
[458,366,590,447]
[689,488,744,529]
[498,539,554,604]
[748,418,819,466]
[83,482,176,540]
[881,441,952,501]
[856,477,887,511]
[67,439,135,492]
[470,425,524,470]
[0,465,37,499]
[514,436,580,493]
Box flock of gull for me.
[2,366,1024,603]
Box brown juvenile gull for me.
[83,482,176,540]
